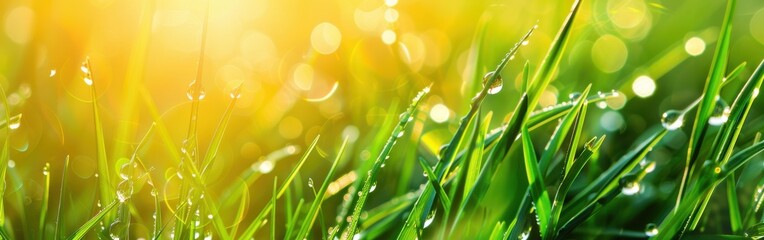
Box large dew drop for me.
[619,174,641,196]
[708,97,730,126]
[482,71,503,95]
[645,223,659,237]
[186,80,206,100]
[661,110,684,130]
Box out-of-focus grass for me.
[1,0,764,239]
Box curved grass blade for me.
[295,138,348,239]
[678,0,737,211]
[238,136,320,240]
[404,24,535,239]
[332,100,400,239]
[688,60,764,231]
[548,136,604,239]
[66,200,119,240]
[527,0,582,111]
[520,124,553,236]
[418,157,452,211]
[657,139,764,238]
[346,85,430,238]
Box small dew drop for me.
[645,223,659,237]
[258,160,274,174]
[482,71,503,95]
[708,97,730,126]
[49,69,57,77]
[596,101,608,109]
[186,81,206,100]
[422,170,428,177]
[81,65,90,74]
[620,174,641,196]
[568,92,582,101]
[521,40,529,46]
[8,115,21,130]
[661,110,684,130]
[640,159,656,173]
[84,77,93,86]
[230,84,243,99]
[308,178,314,188]
[369,182,377,192]
[423,210,436,228]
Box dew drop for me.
[423,210,436,228]
[84,77,93,86]
[596,101,608,109]
[49,69,57,77]
[119,163,131,180]
[619,174,641,196]
[186,80,206,100]
[369,182,377,192]
[258,160,274,174]
[482,71,503,95]
[396,131,405,138]
[521,40,529,46]
[438,144,449,158]
[661,110,684,130]
[708,97,730,126]
[308,178,314,188]
[230,84,243,99]
[645,223,659,237]
[8,114,21,130]
[568,92,582,101]
[81,65,90,74]
[422,170,428,177]
[640,159,656,173]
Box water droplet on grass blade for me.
[482,71,503,95]
[369,182,377,192]
[568,92,581,101]
[8,114,21,129]
[708,97,730,126]
[186,80,206,100]
[645,223,659,237]
[84,77,93,86]
[620,174,641,195]
[229,84,243,99]
[308,178,314,188]
[423,210,436,228]
[661,110,683,130]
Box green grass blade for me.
[201,84,242,175]
[726,178,743,232]
[66,200,119,240]
[295,138,348,240]
[346,86,430,238]
[537,85,591,176]
[271,177,277,240]
[527,0,583,111]
[54,156,70,240]
[658,140,764,238]
[0,85,10,227]
[464,111,492,200]
[520,124,552,237]
[689,59,764,230]
[548,136,604,239]
[39,162,51,239]
[82,58,113,209]
[451,94,528,233]
[238,135,320,240]
[678,0,737,210]
[418,157,452,211]
[284,198,303,239]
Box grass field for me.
[1,0,764,239]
